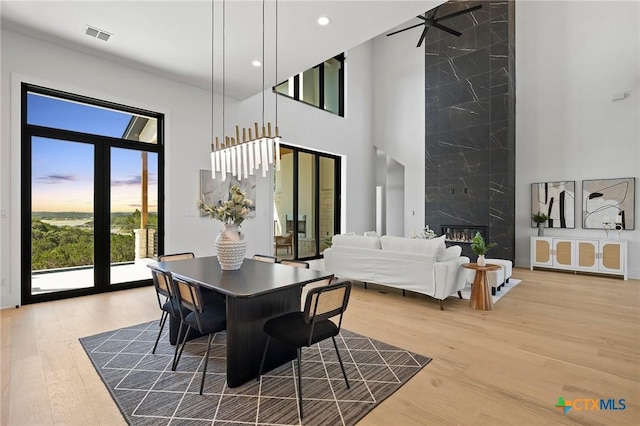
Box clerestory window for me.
[274,53,344,117]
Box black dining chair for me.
[149,252,195,356]
[279,259,310,268]
[253,254,278,263]
[171,275,227,394]
[150,266,185,359]
[257,280,352,418]
[159,252,195,263]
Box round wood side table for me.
[462,263,502,311]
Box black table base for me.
[168,286,300,387]
[226,286,300,387]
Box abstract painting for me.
[199,170,256,218]
[531,181,575,228]
[582,177,635,229]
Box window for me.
[21,84,164,304]
[274,53,344,117]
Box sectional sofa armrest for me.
[432,256,470,300]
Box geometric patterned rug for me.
[80,321,431,425]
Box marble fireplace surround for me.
[424,0,516,261]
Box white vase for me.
[537,223,544,237]
[477,255,486,266]
[215,224,247,270]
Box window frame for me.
[276,143,341,261]
[20,83,165,305]
[274,53,345,117]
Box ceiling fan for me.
[386,4,482,47]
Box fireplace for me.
[441,225,487,259]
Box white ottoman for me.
[466,259,513,296]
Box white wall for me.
[372,22,425,237]
[0,29,377,308]
[234,41,377,236]
[515,1,640,278]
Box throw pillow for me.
[438,245,462,262]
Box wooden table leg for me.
[469,270,494,311]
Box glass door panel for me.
[274,147,294,260]
[297,152,317,259]
[319,156,336,252]
[30,137,94,295]
[110,148,158,284]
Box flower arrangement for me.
[414,226,437,239]
[470,231,497,256]
[197,184,253,226]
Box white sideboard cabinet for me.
[530,237,627,280]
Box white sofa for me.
[323,234,470,310]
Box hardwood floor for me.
[1,268,638,425]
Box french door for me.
[273,145,340,260]
[21,84,164,304]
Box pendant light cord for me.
[211,0,217,146]
[275,0,278,129]
[222,0,226,141]
[261,0,265,128]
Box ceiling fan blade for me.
[436,4,482,22]
[433,22,462,37]
[428,6,442,19]
[386,22,425,37]
[416,26,430,47]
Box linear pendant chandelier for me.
[210,0,281,181]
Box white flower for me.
[198,185,253,226]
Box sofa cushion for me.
[332,234,381,250]
[380,235,446,258]
[438,245,462,262]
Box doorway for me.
[21,84,164,304]
[273,145,340,260]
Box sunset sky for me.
[29,93,157,213]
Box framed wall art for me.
[199,170,256,218]
[530,181,575,228]
[582,177,635,230]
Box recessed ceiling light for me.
[252,60,262,67]
[317,16,331,26]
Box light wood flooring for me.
[1,268,638,425]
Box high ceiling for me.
[1,0,443,100]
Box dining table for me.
[150,256,333,387]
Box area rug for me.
[80,321,431,426]
[458,278,522,303]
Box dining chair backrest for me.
[151,266,172,296]
[253,254,277,263]
[150,266,175,311]
[159,252,195,262]
[280,259,309,268]
[303,280,351,333]
[172,275,202,311]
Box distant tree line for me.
[111,209,158,234]
[31,213,150,270]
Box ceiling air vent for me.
[84,25,112,42]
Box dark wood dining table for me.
[150,256,333,387]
